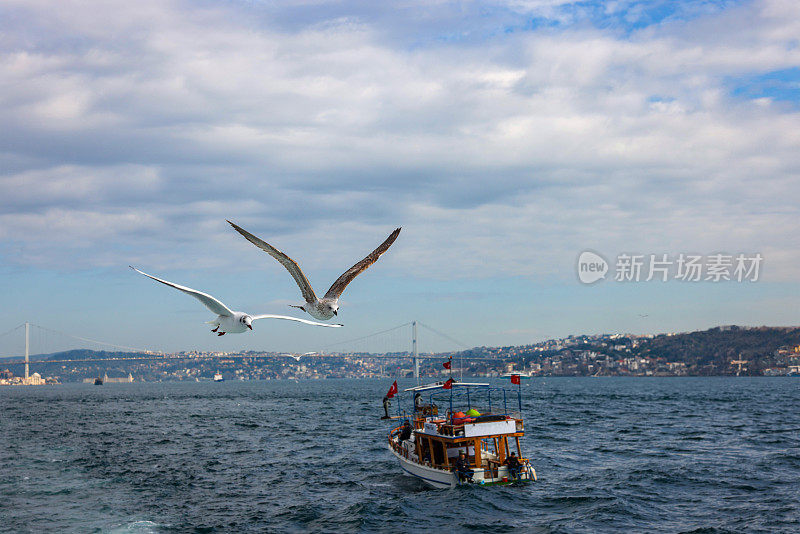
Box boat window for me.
[432,440,445,466]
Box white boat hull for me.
[389,444,457,489]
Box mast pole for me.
[412,321,419,384]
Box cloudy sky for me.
[1,0,799,355]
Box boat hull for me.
[389,443,535,489]
[389,444,457,489]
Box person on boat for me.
[504,451,522,480]
[398,420,412,442]
[454,451,474,483]
[382,395,391,419]
[414,392,423,412]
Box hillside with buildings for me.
[449,326,800,377]
[3,326,800,384]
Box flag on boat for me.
[442,378,454,389]
[443,359,451,370]
[386,380,398,398]
[510,374,521,385]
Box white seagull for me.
[130,266,342,335]
[281,351,317,362]
[227,221,401,321]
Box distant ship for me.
[213,372,224,382]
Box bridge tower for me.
[24,322,29,380]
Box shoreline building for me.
[24,372,45,385]
[82,373,134,384]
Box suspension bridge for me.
[0,321,507,382]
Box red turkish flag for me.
[442,378,454,390]
[443,360,451,370]
[386,380,398,398]
[510,374,521,385]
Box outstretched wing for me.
[324,227,401,300]
[227,220,317,303]
[130,266,233,317]
[250,314,343,327]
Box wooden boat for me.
[387,381,536,488]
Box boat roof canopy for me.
[404,381,490,393]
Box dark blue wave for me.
[1,377,799,533]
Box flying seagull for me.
[227,221,401,320]
[281,351,317,362]
[130,266,343,335]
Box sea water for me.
[1,378,798,532]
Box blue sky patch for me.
[729,67,800,105]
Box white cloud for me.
[0,165,161,210]
[0,0,799,284]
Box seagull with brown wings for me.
[227,221,401,321]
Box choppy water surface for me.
[2,378,799,533]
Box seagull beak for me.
[333,310,337,316]
[247,324,252,330]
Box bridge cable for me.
[0,323,25,340]
[320,322,412,351]
[29,323,163,355]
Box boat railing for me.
[387,424,411,459]
[481,457,536,482]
